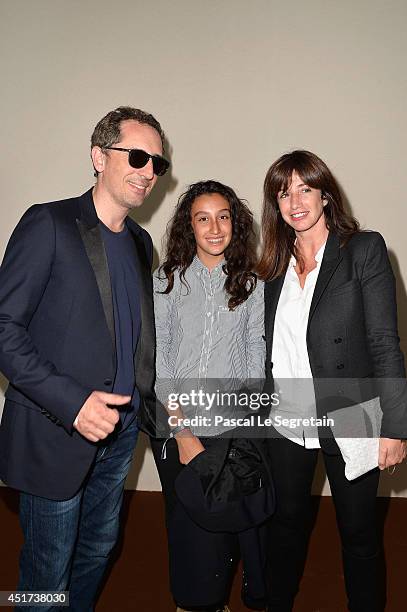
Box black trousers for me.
[151,437,267,611]
[150,437,237,611]
[266,437,381,612]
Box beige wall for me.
[1,0,407,495]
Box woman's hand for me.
[378,437,407,469]
[174,428,205,465]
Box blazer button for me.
[336,363,344,370]
[334,337,343,344]
[104,378,112,386]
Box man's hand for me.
[378,437,407,470]
[74,391,131,442]
[175,428,205,465]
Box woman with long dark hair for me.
[152,180,273,612]
[258,150,407,611]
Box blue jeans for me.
[17,419,138,611]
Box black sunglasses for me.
[104,147,169,176]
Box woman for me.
[258,150,407,612]
[152,180,273,612]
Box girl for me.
[152,180,271,612]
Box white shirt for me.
[271,242,326,448]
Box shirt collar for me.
[315,241,327,263]
[190,255,226,277]
[289,241,327,268]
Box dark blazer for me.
[175,436,275,533]
[264,230,407,440]
[0,188,156,500]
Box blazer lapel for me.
[308,231,342,322]
[127,226,155,392]
[76,189,115,350]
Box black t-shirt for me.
[100,222,141,416]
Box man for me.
[0,106,169,610]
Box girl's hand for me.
[175,429,205,464]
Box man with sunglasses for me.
[0,106,169,610]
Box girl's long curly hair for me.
[158,180,257,310]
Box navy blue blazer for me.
[0,189,156,500]
[264,230,407,440]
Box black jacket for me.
[0,189,156,499]
[264,231,407,440]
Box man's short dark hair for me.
[91,106,165,151]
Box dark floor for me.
[1,488,406,611]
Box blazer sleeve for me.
[0,205,92,431]
[360,232,407,437]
